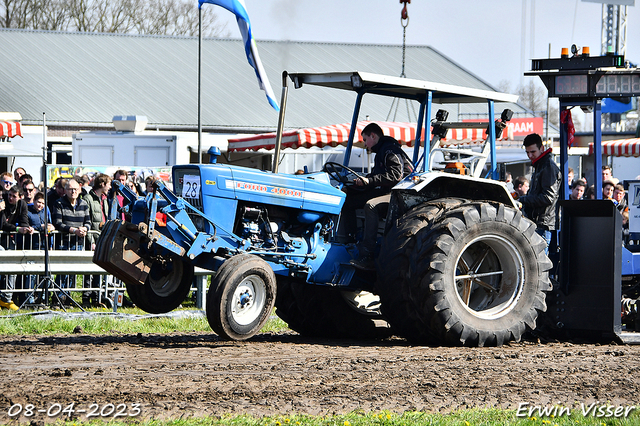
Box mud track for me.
[1,332,639,424]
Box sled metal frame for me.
[527,56,640,344]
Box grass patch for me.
[0,306,289,336]
[10,407,640,425]
[1,277,290,336]
[0,308,206,335]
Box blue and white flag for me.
[199,0,279,111]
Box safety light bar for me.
[526,45,640,100]
[531,45,624,71]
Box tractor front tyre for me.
[125,255,194,314]
[376,201,552,347]
[206,254,276,341]
[275,277,392,340]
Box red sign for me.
[506,117,544,137]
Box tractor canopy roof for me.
[287,71,518,104]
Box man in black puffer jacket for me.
[346,123,413,270]
[517,133,561,254]
[0,185,32,310]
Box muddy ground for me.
[1,331,640,424]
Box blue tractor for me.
[95,72,553,346]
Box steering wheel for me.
[322,162,362,186]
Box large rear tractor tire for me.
[206,254,277,341]
[126,255,194,314]
[275,277,392,340]
[376,200,552,347]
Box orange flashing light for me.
[155,212,167,226]
[444,162,466,175]
[582,46,590,56]
[561,47,569,58]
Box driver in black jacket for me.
[345,123,413,270]
[517,133,561,254]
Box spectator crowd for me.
[0,167,158,311]
[509,135,632,254]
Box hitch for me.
[94,220,152,286]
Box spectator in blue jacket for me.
[27,192,55,248]
[22,192,56,304]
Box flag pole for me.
[197,5,203,164]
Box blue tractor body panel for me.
[191,164,345,214]
[173,164,345,232]
[141,163,353,286]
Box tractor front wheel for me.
[206,254,276,341]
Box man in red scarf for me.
[517,133,561,253]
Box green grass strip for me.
[15,407,640,425]
[0,307,289,335]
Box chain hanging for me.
[387,0,417,123]
[400,9,408,78]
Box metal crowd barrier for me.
[0,230,103,273]
[0,230,209,309]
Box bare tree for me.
[495,79,565,131]
[515,79,565,128]
[496,79,511,94]
[0,0,63,29]
[38,0,71,30]
[516,80,547,114]
[131,0,225,37]
[548,103,560,128]
[1,0,227,37]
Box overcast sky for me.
[212,0,640,92]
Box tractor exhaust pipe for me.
[272,71,289,174]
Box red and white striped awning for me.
[440,128,512,148]
[228,121,423,152]
[0,121,22,140]
[589,138,640,157]
[228,121,510,152]
[0,122,22,140]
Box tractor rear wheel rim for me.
[454,235,524,319]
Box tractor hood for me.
[175,164,346,216]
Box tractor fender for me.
[388,172,517,225]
